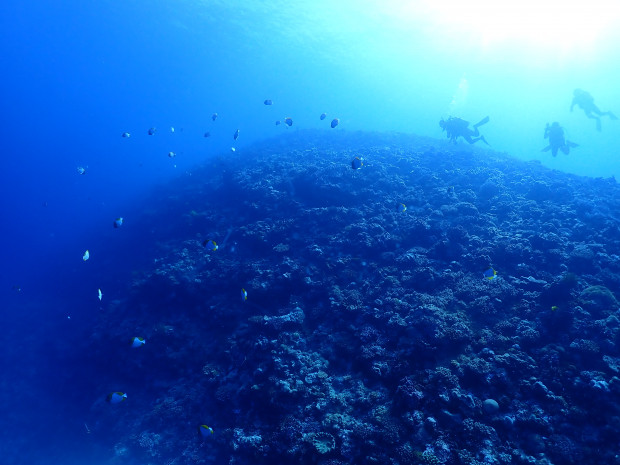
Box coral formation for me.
[90,130,620,464]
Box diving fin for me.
[542,145,551,152]
[474,116,490,128]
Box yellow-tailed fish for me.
[198,425,214,437]
[483,268,497,280]
[203,239,218,251]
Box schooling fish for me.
[241,288,248,302]
[264,99,273,105]
[98,289,103,301]
[284,117,293,127]
[77,166,86,175]
[114,217,124,228]
[320,113,327,120]
[212,113,218,121]
[83,250,90,261]
[233,129,240,140]
[131,337,146,348]
[397,203,407,213]
[148,127,156,135]
[168,151,176,158]
[121,132,131,138]
[331,118,339,128]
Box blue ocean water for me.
[1,1,620,464]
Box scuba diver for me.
[439,116,490,145]
[570,88,617,131]
[542,122,578,157]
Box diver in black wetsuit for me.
[439,116,490,145]
[570,88,617,131]
[542,122,578,157]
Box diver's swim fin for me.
[608,112,618,120]
[480,135,489,146]
[567,141,579,148]
[474,116,490,128]
[542,145,551,152]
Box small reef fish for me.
[351,157,364,170]
[264,99,273,105]
[83,250,90,261]
[551,305,559,312]
[233,129,240,141]
[107,392,127,404]
[203,239,218,251]
[170,127,175,133]
[121,132,131,138]
[320,113,327,120]
[212,113,218,121]
[168,151,176,158]
[131,337,146,348]
[198,425,214,437]
[77,166,86,175]
[275,120,281,126]
[397,203,407,213]
[483,268,497,280]
[231,147,236,152]
[98,289,103,301]
[331,118,339,128]
[148,127,156,135]
[114,217,124,228]
[204,132,210,138]
[241,288,248,302]
[284,117,293,127]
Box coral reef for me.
[92,130,620,464]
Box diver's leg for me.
[463,134,475,144]
[590,104,604,116]
[561,145,570,155]
[474,116,490,128]
[470,136,489,145]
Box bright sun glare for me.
[391,0,620,61]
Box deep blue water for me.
[2,1,620,464]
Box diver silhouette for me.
[439,116,490,145]
[542,122,578,157]
[570,88,617,131]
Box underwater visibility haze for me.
[2,1,620,464]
